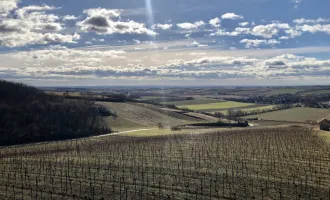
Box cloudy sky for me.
[1,0,330,86]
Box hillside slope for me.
[98,102,203,131]
[0,80,108,145]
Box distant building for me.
[318,119,330,131]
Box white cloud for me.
[239,22,249,27]
[63,15,78,21]
[151,23,173,30]
[210,27,251,36]
[2,43,330,82]
[133,39,141,44]
[77,8,157,36]
[209,17,220,28]
[251,23,290,38]
[285,29,302,38]
[83,8,121,18]
[177,21,205,29]
[293,18,330,24]
[187,40,200,47]
[221,13,243,20]
[240,39,280,48]
[297,24,330,35]
[15,5,57,18]
[0,0,19,16]
[292,0,302,8]
[0,3,80,47]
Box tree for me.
[157,123,164,129]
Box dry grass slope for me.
[98,102,202,129]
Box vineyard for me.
[0,127,330,199]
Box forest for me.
[0,80,110,146]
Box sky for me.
[0,0,330,86]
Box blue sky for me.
[1,0,330,86]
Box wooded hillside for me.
[0,80,109,146]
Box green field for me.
[301,90,330,95]
[179,101,255,111]
[161,96,223,106]
[213,105,275,115]
[246,107,330,122]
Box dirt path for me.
[93,128,155,138]
[0,128,156,149]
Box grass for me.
[178,101,255,111]
[98,102,202,129]
[104,116,147,132]
[213,105,275,115]
[317,129,330,142]
[161,96,223,106]
[120,127,233,137]
[246,107,330,122]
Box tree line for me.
[0,80,110,146]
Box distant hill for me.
[0,80,109,146]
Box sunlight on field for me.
[318,130,330,142]
[2,127,330,199]
[120,128,229,137]
[246,107,330,122]
[214,105,275,115]
[179,101,255,111]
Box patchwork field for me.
[178,101,255,111]
[246,107,330,122]
[161,96,223,106]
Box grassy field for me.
[1,127,330,199]
[246,107,330,122]
[214,105,275,115]
[301,89,330,95]
[104,116,147,132]
[120,127,231,137]
[161,96,223,106]
[179,101,255,111]
[99,102,203,131]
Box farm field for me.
[178,101,255,111]
[160,96,223,106]
[98,102,203,130]
[262,88,307,96]
[184,112,220,121]
[300,89,330,95]
[245,107,330,122]
[104,116,147,132]
[1,127,330,199]
[215,105,275,115]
